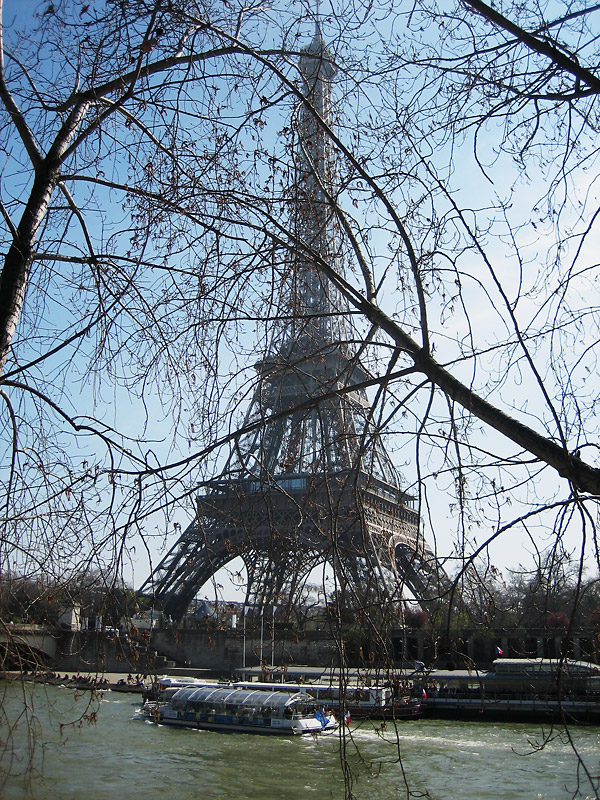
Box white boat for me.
[418,658,600,721]
[156,685,337,735]
[155,675,219,690]
[231,680,422,720]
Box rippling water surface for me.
[1,682,599,799]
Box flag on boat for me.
[496,646,503,655]
[344,710,351,726]
[315,709,328,728]
[422,689,427,701]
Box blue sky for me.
[1,0,598,606]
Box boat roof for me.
[171,686,315,708]
[234,665,417,683]
[491,658,600,675]
[158,676,217,688]
[427,658,600,684]
[232,680,388,693]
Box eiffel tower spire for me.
[141,29,445,621]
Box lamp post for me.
[242,606,247,670]
[271,605,277,667]
[259,607,264,665]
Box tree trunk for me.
[0,102,88,376]
[0,166,60,375]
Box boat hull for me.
[421,697,600,722]
[158,708,333,735]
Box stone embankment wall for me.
[45,625,598,675]
[47,628,340,675]
[149,628,340,676]
[52,630,172,674]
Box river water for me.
[1,682,599,799]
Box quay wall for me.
[50,630,170,674]
[149,628,341,675]
[16,624,598,676]
[6,625,341,675]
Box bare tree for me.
[1,0,600,795]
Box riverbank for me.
[3,667,600,725]
[0,669,159,694]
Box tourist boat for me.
[155,685,338,735]
[230,680,422,720]
[418,658,600,722]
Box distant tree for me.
[404,606,429,629]
[0,573,61,625]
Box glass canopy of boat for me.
[491,658,600,676]
[169,686,315,710]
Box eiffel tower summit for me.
[141,27,444,622]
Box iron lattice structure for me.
[142,31,445,621]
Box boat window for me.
[317,689,334,701]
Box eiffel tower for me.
[141,29,444,622]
